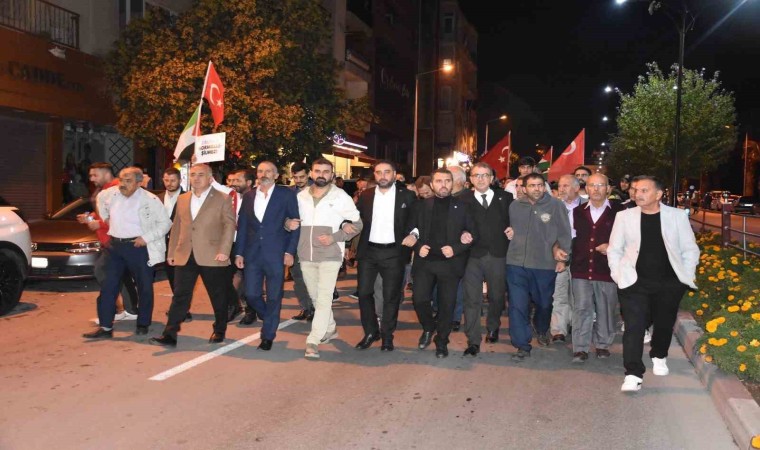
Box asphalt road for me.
[690,209,760,245]
[1,272,738,450]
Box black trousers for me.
[163,253,230,338]
[357,246,406,337]
[412,260,462,345]
[462,254,506,345]
[619,278,687,378]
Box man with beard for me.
[235,162,300,351]
[402,169,475,358]
[505,173,572,362]
[286,159,362,359]
[223,169,255,321]
[289,162,316,321]
[354,161,417,351]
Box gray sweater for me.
[506,192,572,270]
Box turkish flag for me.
[480,131,511,180]
[202,61,225,126]
[548,129,585,182]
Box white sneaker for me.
[320,330,339,343]
[114,311,138,321]
[652,357,669,376]
[621,375,643,392]
[643,328,652,344]
[305,343,320,359]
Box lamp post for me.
[412,59,453,177]
[616,0,698,206]
[484,114,508,155]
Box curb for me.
[675,311,760,450]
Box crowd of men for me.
[79,155,699,393]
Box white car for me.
[0,206,32,315]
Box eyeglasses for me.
[471,173,491,179]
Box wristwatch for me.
[409,231,419,240]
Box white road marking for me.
[149,319,298,381]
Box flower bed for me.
[680,233,760,382]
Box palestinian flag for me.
[537,146,553,174]
[173,102,202,161]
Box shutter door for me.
[0,116,47,221]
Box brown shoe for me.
[572,351,588,363]
[595,348,611,359]
[551,333,566,343]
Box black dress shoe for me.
[485,330,499,343]
[83,328,113,339]
[240,311,257,325]
[227,303,242,322]
[292,308,314,321]
[418,331,434,349]
[149,335,177,348]
[135,325,149,335]
[463,344,480,356]
[451,321,461,332]
[355,333,381,350]
[209,332,225,343]
[435,343,449,358]
[184,312,193,322]
[380,336,394,351]
[258,339,273,351]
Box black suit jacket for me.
[409,195,476,276]
[458,188,513,258]
[356,183,417,260]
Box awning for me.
[332,148,376,164]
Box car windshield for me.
[50,198,94,220]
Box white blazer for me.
[607,204,699,290]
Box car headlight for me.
[66,241,101,253]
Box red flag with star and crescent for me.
[480,131,511,179]
[548,129,585,182]
[202,61,225,126]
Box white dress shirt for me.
[564,196,581,238]
[254,186,274,222]
[369,184,396,244]
[108,189,144,238]
[163,189,180,217]
[191,185,213,220]
[589,199,611,223]
[474,188,494,208]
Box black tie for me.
[481,194,488,209]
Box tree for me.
[105,0,370,167]
[606,63,736,188]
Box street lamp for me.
[616,0,697,206]
[412,59,454,177]
[484,114,508,155]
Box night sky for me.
[461,0,760,164]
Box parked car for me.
[28,197,100,280]
[0,206,32,315]
[708,190,734,210]
[733,196,758,214]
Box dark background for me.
[461,0,760,190]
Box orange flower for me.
[752,313,760,321]
[727,305,740,313]
[730,331,738,337]
[705,355,713,362]
[739,363,747,372]
[727,295,735,301]
[737,345,747,352]
[716,317,726,324]
[696,310,704,316]
[699,344,707,354]
[750,339,760,347]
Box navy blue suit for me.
[234,185,300,340]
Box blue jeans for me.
[98,241,155,329]
[243,254,285,341]
[506,265,557,352]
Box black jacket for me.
[459,188,513,258]
[356,184,417,260]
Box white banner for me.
[194,132,226,163]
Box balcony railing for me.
[0,0,80,48]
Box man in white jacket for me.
[83,167,172,339]
[607,175,699,392]
[286,158,362,360]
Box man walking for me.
[459,162,512,356]
[149,164,236,347]
[235,161,300,350]
[570,174,624,363]
[505,173,572,362]
[288,158,362,359]
[608,176,699,392]
[226,168,255,322]
[83,167,171,339]
[402,169,475,358]
[289,162,316,322]
[354,160,416,351]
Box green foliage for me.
[105,0,365,166]
[681,233,760,382]
[607,63,737,187]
